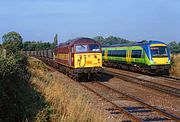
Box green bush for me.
[0,54,29,121]
[0,54,50,122]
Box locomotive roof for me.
[102,41,167,48]
[58,37,100,47]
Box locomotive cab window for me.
[89,44,100,52]
[75,45,88,52]
[151,46,168,57]
[132,50,142,58]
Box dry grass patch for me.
[170,54,180,77]
[28,58,105,122]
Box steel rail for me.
[80,83,143,122]
[96,82,180,121]
[103,70,180,97]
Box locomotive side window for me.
[132,50,142,58]
[71,47,74,53]
[151,46,168,57]
[76,45,88,52]
[89,44,100,52]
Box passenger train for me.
[102,41,171,74]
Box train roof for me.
[102,41,167,48]
[58,37,100,47]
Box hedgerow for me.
[0,54,29,121]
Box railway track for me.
[104,66,180,83]
[80,82,180,122]
[34,58,179,121]
[155,75,180,84]
[103,69,180,97]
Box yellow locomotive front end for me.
[74,44,102,68]
[72,43,103,76]
[74,52,102,68]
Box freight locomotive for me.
[102,41,171,74]
[25,37,103,80]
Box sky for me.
[0,0,179,44]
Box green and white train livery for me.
[102,41,171,74]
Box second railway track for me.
[103,68,180,97]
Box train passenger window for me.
[108,50,116,56]
[108,50,126,57]
[108,50,111,56]
[102,50,105,56]
[132,50,142,58]
[76,45,88,52]
[111,50,116,56]
[89,44,100,52]
[117,50,126,57]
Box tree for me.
[94,36,131,46]
[104,36,131,46]
[22,41,52,51]
[2,32,23,54]
[51,34,58,48]
[168,41,180,54]
[54,34,58,46]
[94,36,104,44]
[141,40,148,43]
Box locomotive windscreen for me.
[89,44,100,52]
[75,44,100,53]
[76,45,88,52]
[150,46,168,57]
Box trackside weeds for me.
[28,57,105,122]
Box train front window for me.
[89,44,100,52]
[76,45,88,52]
[151,46,168,57]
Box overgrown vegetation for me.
[0,31,52,122]
[29,58,105,122]
[0,53,52,122]
[170,54,180,77]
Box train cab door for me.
[69,47,72,67]
[70,46,74,67]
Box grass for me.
[28,57,105,122]
[170,54,180,77]
[0,54,50,122]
